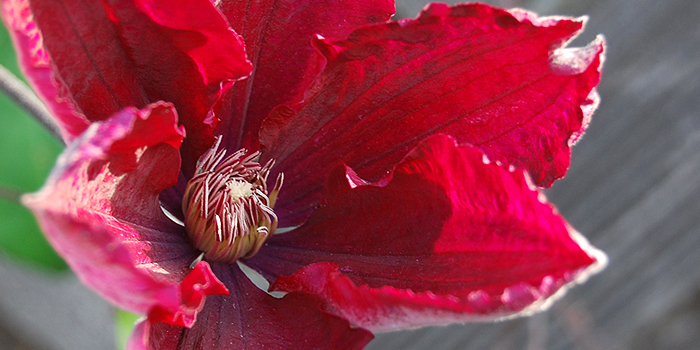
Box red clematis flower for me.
[2,0,606,348]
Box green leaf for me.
[0,18,67,271]
[115,309,142,350]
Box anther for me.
[182,137,282,263]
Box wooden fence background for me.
[1,0,698,349]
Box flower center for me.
[182,137,282,263]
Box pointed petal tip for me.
[549,35,605,76]
[493,226,607,320]
[147,261,228,328]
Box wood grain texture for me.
[0,0,697,349]
[0,258,114,350]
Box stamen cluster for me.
[182,137,283,263]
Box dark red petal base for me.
[130,263,373,350]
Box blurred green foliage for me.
[0,21,142,348]
[0,21,67,270]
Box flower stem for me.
[0,185,22,203]
[0,64,63,143]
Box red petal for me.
[129,263,373,350]
[148,261,229,328]
[22,103,204,317]
[251,135,605,331]
[1,0,89,141]
[262,3,603,225]
[215,0,394,151]
[124,0,250,90]
[18,0,250,165]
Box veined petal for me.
[22,103,216,319]
[1,0,88,141]
[10,0,250,165]
[262,3,603,226]
[128,263,373,350]
[249,135,605,331]
[216,0,394,151]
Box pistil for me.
[182,137,282,263]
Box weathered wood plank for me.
[0,258,114,350]
[1,0,697,349]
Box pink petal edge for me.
[22,103,224,325]
[1,0,89,141]
[272,255,604,332]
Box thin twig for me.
[0,185,22,203]
[0,64,63,143]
